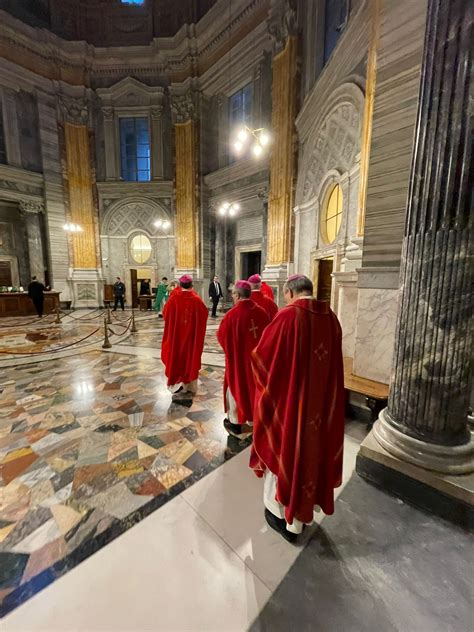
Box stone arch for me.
[296,83,364,206]
[101,198,171,237]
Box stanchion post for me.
[106,303,112,324]
[131,308,138,333]
[102,318,112,349]
[55,305,61,324]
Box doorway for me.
[241,250,262,279]
[316,257,333,302]
[130,268,153,308]
[0,261,12,286]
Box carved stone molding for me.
[101,107,114,121]
[102,199,171,236]
[257,187,269,203]
[58,94,89,126]
[150,105,163,120]
[297,97,363,205]
[19,200,45,214]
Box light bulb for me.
[253,143,263,157]
[154,219,163,228]
[237,128,248,142]
[218,206,227,216]
[222,201,230,209]
[162,220,171,229]
[234,140,243,152]
[63,223,70,231]
[233,203,240,211]
[259,132,270,146]
[229,207,236,217]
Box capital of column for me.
[19,200,45,214]
[58,94,89,126]
[267,0,298,54]
[150,105,163,121]
[170,82,200,125]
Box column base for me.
[261,263,289,306]
[357,431,474,531]
[373,409,474,475]
[69,269,104,309]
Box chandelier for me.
[218,201,240,217]
[232,126,270,157]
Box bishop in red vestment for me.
[217,280,270,437]
[261,281,274,301]
[161,275,208,396]
[250,274,345,543]
[248,274,278,321]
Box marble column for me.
[373,0,473,473]
[102,107,117,181]
[19,201,47,280]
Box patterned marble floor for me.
[0,313,240,617]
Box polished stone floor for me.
[0,311,237,616]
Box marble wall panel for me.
[353,287,399,384]
[337,284,358,358]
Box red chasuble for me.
[217,300,270,423]
[161,290,208,386]
[250,298,345,525]
[250,290,278,321]
[261,282,274,301]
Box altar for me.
[0,292,61,317]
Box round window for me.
[130,234,152,264]
[321,183,343,244]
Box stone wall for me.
[0,201,29,286]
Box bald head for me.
[283,275,313,304]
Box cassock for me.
[250,297,345,528]
[217,299,270,423]
[260,282,274,301]
[250,290,278,321]
[161,290,208,389]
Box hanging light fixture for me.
[154,219,171,230]
[218,201,240,217]
[63,223,83,232]
[232,126,271,158]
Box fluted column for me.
[374,0,473,473]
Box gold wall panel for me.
[64,123,99,269]
[267,36,298,265]
[175,120,199,269]
[357,0,381,237]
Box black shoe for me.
[223,418,253,438]
[264,508,297,544]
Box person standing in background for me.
[113,277,126,311]
[154,277,169,317]
[208,275,223,318]
[28,276,46,318]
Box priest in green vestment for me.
[154,277,169,316]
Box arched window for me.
[321,183,343,244]
[130,234,152,263]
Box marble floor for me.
[1,311,470,630]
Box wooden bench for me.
[343,357,389,428]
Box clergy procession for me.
[160,272,345,544]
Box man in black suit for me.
[208,275,223,318]
[28,276,46,317]
[113,277,126,311]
